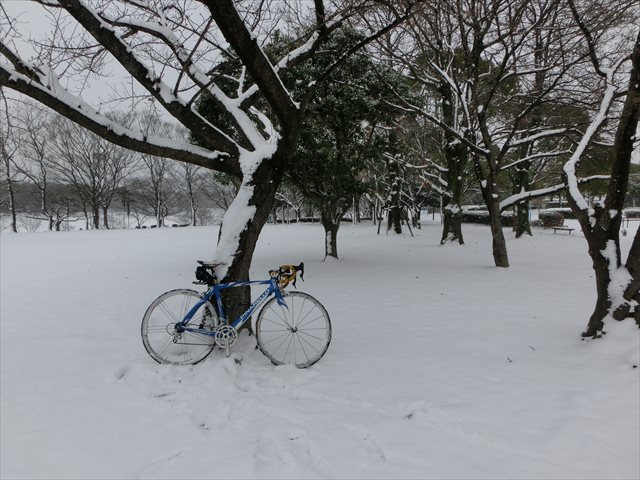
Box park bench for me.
[552,226,574,235]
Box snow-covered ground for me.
[1,219,638,479]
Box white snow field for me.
[1,219,638,479]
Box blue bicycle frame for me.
[178,277,287,336]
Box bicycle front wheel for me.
[256,291,331,368]
[141,289,219,365]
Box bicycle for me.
[141,261,331,368]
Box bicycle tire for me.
[141,289,219,365]
[256,291,331,368]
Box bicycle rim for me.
[141,289,219,365]
[256,291,331,368]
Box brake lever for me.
[296,262,304,282]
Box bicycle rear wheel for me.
[141,289,219,365]
[256,291,331,368]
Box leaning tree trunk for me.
[213,153,286,328]
[570,204,618,336]
[614,228,640,324]
[575,30,640,336]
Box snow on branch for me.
[499,149,572,172]
[0,64,233,173]
[509,128,568,148]
[203,0,300,128]
[563,57,627,215]
[97,10,272,151]
[54,0,241,157]
[387,98,490,157]
[500,175,610,210]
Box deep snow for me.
[1,219,638,479]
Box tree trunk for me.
[81,204,89,230]
[92,204,100,229]
[487,200,510,268]
[321,204,340,259]
[213,156,286,329]
[577,212,613,336]
[478,174,509,267]
[7,176,17,233]
[575,30,639,336]
[103,206,109,229]
[612,224,640,322]
[440,84,467,245]
[155,195,162,228]
[191,205,197,226]
[388,203,402,234]
[441,204,464,244]
[513,163,532,238]
[413,206,421,229]
[514,200,532,238]
[1,143,18,233]
[354,197,361,223]
[475,160,510,267]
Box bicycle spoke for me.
[156,337,174,358]
[271,331,293,357]
[158,302,179,323]
[297,328,327,342]
[297,332,323,359]
[260,317,289,329]
[254,292,331,368]
[142,290,217,365]
[271,305,292,328]
[295,297,308,328]
[183,338,192,363]
[145,325,169,333]
[294,306,317,329]
[295,333,311,364]
[282,333,295,363]
[296,313,326,330]
[260,330,290,346]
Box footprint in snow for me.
[404,400,431,424]
[114,366,129,380]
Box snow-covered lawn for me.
[1,220,638,479]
